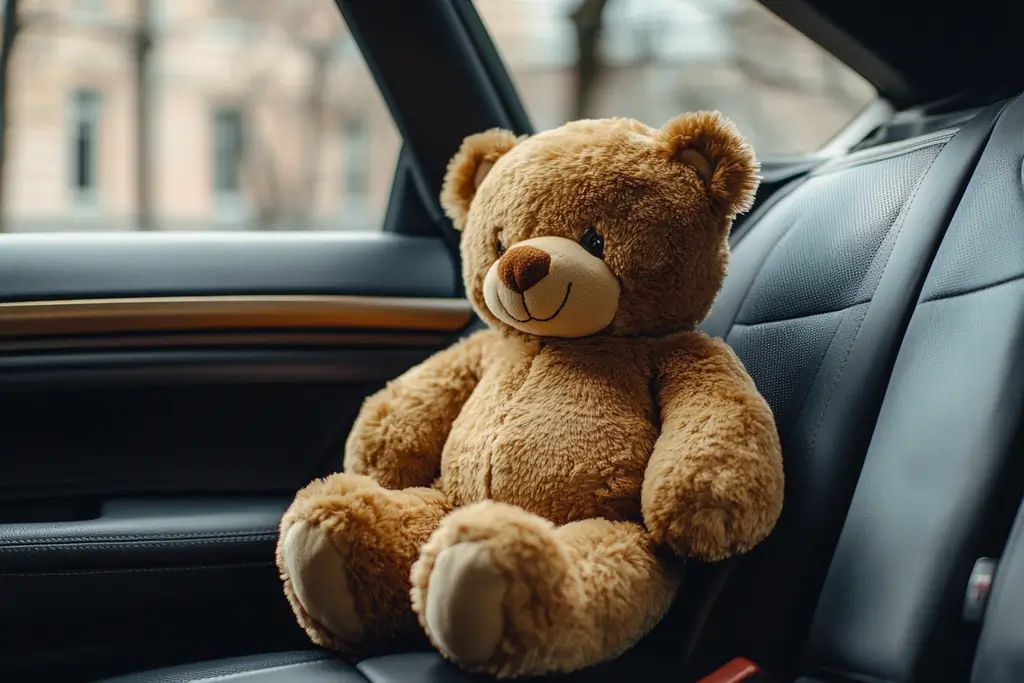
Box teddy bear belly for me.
[488,433,650,524]
[436,339,660,525]
[440,394,657,525]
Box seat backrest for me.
[801,92,1024,683]
[686,100,1008,678]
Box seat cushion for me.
[357,651,683,683]
[92,650,681,683]
[93,651,362,683]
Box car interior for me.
[0,0,1022,682]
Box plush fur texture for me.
[276,111,784,678]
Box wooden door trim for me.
[0,295,474,339]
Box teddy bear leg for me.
[411,501,682,677]
[277,472,450,654]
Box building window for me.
[212,108,244,201]
[73,0,104,21]
[212,0,259,40]
[341,117,369,202]
[69,88,101,204]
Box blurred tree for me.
[0,0,21,232]
[720,2,866,110]
[227,0,346,229]
[133,0,154,230]
[570,0,610,120]
[239,71,285,230]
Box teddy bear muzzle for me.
[483,235,620,339]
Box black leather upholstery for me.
[803,93,1024,683]
[690,100,1007,678]
[94,651,684,683]
[95,652,356,682]
[92,98,1023,683]
[0,498,286,571]
[358,652,679,683]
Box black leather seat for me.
[800,92,1024,683]
[686,98,1010,679]
[93,96,1020,683]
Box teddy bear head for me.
[440,111,760,339]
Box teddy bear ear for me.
[658,111,761,218]
[440,128,521,231]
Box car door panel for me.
[0,230,467,679]
[0,497,288,572]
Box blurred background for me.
[0,0,875,233]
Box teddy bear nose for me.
[498,246,551,293]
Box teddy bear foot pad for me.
[281,520,364,643]
[424,541,507,665]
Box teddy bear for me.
[275,111,785,679]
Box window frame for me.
[334,0,534,288]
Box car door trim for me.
[0,294,474,339]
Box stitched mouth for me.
[497,282,572,324]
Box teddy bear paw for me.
[280,520,364,644]
[423,541,507,665]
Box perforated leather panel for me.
[735,144,943,325]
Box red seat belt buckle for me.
[696,657,772,683]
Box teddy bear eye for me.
[496,238,506,257]
[579,227,605,259]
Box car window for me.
[0,0,399,233]
[476,0,877,157]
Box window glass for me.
[476,0,876,157]
[1,0,399,232]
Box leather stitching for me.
[730,298,872,328]
[812,132,953,177]
[0,560,272,577]
[804,137,947,450]
[779,306,858,444]
[0,532,277,552]
[724,198,808,332]
[160,661,333,683]
[807,304,870,451]
[920,270,1024,304]
[0,528,279,546]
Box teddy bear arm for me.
[642,335,784,562]
[343,329,495,490]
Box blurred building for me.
[0,0,873,233]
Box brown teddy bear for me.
[275,111,784,678]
